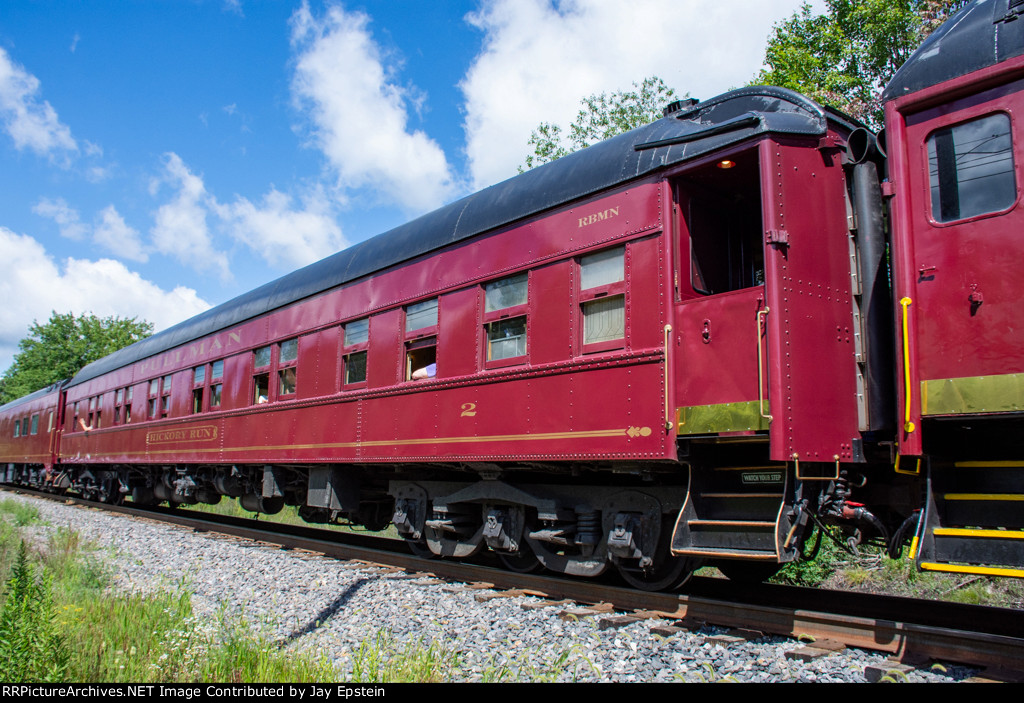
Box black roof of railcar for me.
[0,382,64,413]
[69,86,848,388]
[883,0,1024,103]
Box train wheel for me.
[716,561,781,584]
[496,541,543,573]
[616,525,696,591]
[404,539,436,559]
[617,556,695,592]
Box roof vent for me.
[663,98,699,116]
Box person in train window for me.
[411,363,436,380]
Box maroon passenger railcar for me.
[0,383,63,485]
[54,83,866,588]
[4,0,1023,588]
[883,0,1024,578]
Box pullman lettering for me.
[577,206,619,229]
[137,331,242,374]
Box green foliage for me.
[521,77,679,170]
[0,311,153,404]
[0,542,70,683]
[0,499,41,527]
[350,631,460,683]
[195,614,338,683]
[771,526,848,587]
[755,1,969,127]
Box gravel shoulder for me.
[5,493,981,683]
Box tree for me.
[0,312,153,404]
[755,0,969,127]
[521,77,679,170]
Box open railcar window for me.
[679,153,764,296]
[253,345,271,404]
[278,338,298,397]
[405,299,438,380]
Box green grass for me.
[349,631,462,683]
[0,498,41,527]
[826,551,1024,608]
[0,497,340,683]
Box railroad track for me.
[5,485,1023,680]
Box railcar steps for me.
[914,462,1024,579]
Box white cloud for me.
[0,226,210,372]
[0,46,77,161]
[33,197,87,240]
[289,1,456,213]
[150,153,232,280]
[95,205,148,263]
[216,186,347,269]
[33,198,148,262]
[460,0,816,189]
[151,151,345,273]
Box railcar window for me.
[47,411,53,432]
[345,351,367,384]
[253,345,272,404]
[405,300,438,380]
[580,247,625,349]
[159,376,171,418]
[280,338,298,363]
[254,373,270,404]
[407,336,437,380]
[21,418,28,436]
[343,318,369,386]
[345,319,369,345]
[115,388,124,424]
[210,360,223,409]
[278,338,298,397]
[192,366,206,414]
[927,113,1016,222]
[125,386,133,423]
[406,298,438,333]
[581,248,624,289]
[484,273,528,363]
[254,345,272,368]
[278,367,297,396]
[13,419,19,438]
[147,378,169,419]
[30,414,38,435]
[485,274,528,312]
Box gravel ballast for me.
[3,493,980,683]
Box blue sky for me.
[0,0,820,373]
